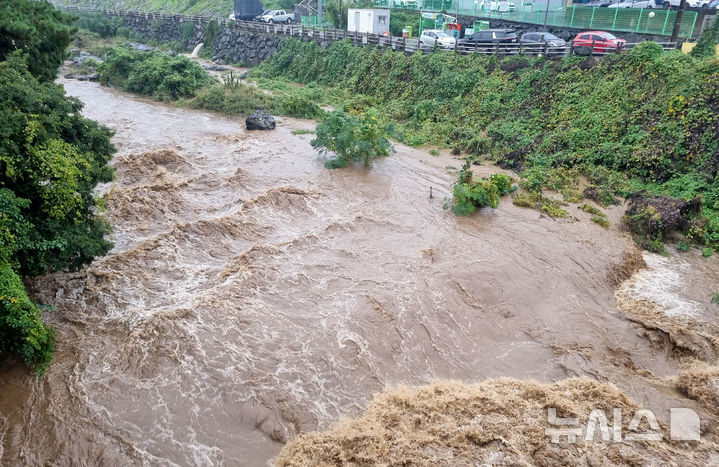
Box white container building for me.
[347,9,391,35]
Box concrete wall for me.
[117,14,282,66]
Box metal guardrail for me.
[59,6,677,57]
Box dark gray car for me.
[520,32,567,47]
[458,29,518,45]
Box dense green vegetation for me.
[97,46,215,100]
[311,110,393,168]
[0,1,76,81]
[0,2,115,372]
[690,16,719,59]
[448,160,515,215]
[94,44,326,119]
[74,11,126,37]
[252,39,719,249]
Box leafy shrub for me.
[116,26,133,38]
[513,192,568,218]
[702,247,714,258]
[280,94,323,119]
[647,238,668,255]
[311,110,394,168]
[580,203,610,228]
[97,46,214,100]
[677,241,690,252]
[222,70,242,90]
[188,83,275,115]
[448,161,515,215]
[591,215,610,229]
[0,262,54,373]
[489,173,514,196]
[452,180,500,216]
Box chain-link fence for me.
[374,0,699,37]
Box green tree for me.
[311,109,394,168]
[0,48,115,371]
[0,0,76,82]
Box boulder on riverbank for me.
[246,110,275,130]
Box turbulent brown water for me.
[1,79,718,465]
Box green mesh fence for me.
[374,1,698,37]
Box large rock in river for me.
[245,110,276,131]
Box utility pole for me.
[318,0,324,26]
[543,0,551,31]
[670,0,688,43]
[340,0,343,29]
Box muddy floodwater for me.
[1,79,718,465]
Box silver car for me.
[419,30,457,49]
[259,10,294,23]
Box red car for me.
[572,31,626,54]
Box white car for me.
[649,0,702,7]
[420,30,457,49]
[608,0,654,7]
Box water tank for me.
[234,0,264,20]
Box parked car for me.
[652,0,702,7]
[259,10,294,23]
[254,10,271,21]
[572,0,615,6]
[419,29,457,49]
[608,0,655,7]
[458,29,518,46]
[520,32,567,46]
[572,31,626,54]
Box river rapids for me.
[1,79,718,465]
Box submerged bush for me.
[188,83,275,115]
[449,161,515,216]
[280,94,323,119]
[311,110,393,168]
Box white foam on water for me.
[624,253,701,318]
